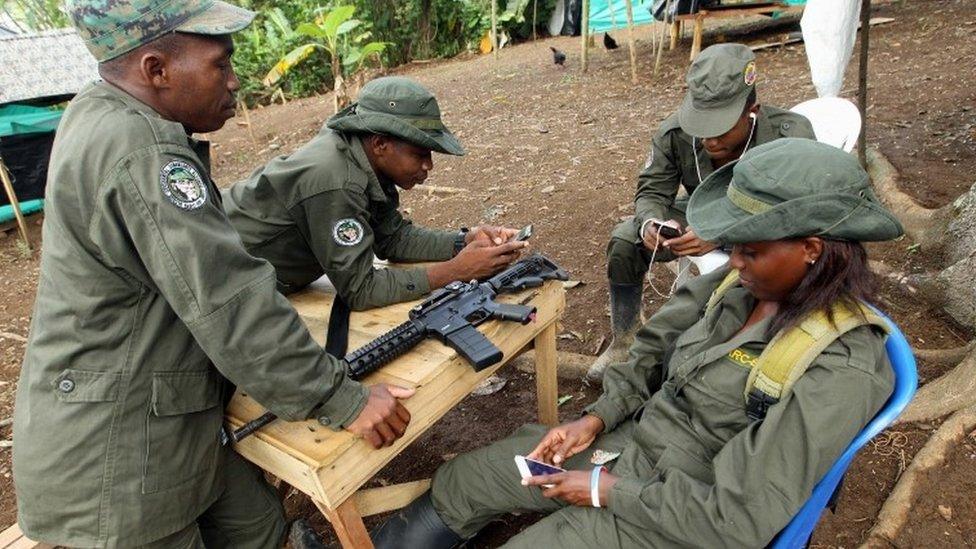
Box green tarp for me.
[589,0,655,33]
[0,104,63,138]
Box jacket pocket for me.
[53,369,122,402]
[656,443,715,484]
[142,370,223,494]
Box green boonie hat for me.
[67,0,255,62]
[687,138,904,244]
[327,77,465,156]
[678,43,758,139]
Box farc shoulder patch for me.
[160,160,207,210]
[333,218,365,246]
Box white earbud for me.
[749,112,757,120]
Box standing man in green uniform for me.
[224,77,526,310]
[589,43,815,380]
[13,1,413,547]
[368,139,904,548]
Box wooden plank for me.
[534,322,559,426]
[352,479,431,517]
[0,524,25,548]
[230,428,328,503]
[225,284,562,465]
[313,283,565,507]
[317,498,373,549]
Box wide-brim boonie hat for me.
[327,77,465,156]
[678,43,757,138]
[68,0,254,62]
[687,138,904,244]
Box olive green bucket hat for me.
[327,77,465,156]
[687,138,904,244]
[67,0,255,63]
[678,43,758,138]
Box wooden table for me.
[670,2,804,61]
[225,279,566,548]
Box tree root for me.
[897,349,976,424]
[511,349,595,379]
[912,342,975,367]
[867,147,949,250]
[860,405,976,548]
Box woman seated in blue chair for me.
[372,138,905,548]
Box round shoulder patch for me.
[333,218,365,246]
[159,160,208,210]
[743,61,758,86]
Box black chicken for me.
[603,33,619,50]
[550,46,566,66]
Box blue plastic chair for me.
[770,308,918,548]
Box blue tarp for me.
[588,0,655,33]
[0,104,62,138]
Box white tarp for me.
[800,0,861,97]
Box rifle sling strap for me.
[325,295,351,359]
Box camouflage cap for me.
[67,0,255,62]
[687,138,904,244]
[678,43,758,139]
[327,76,465,156]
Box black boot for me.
[288,518,327,549]
[372,492,463,549]
[586,283,643,383]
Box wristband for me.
[590,466,606,508]
[453,227,469,256]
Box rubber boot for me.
[371,492,463,549]
[586,283,643,383]
[288,518,327,549]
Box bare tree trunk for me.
[580,0,590,72]
[624,0,638,84]
[897,351,976,424]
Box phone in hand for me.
[515,455,565,487]
[510,224,533,242]
[648,220,682,241]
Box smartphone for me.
[514,455,565,487]
[649,220,682,240]
[511,224,533,242]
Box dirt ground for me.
[1,0,975,546]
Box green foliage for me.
[233,0,557,105]
[3,0,69,31]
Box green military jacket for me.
[585,268,893,547]
[223,128,456,310]
[13,82,368,547]
[632,106,814,228]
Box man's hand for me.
[466,225,519,246]
[427,239,527,288]
[527,414,605,466]
[523,469,620,507]
[345,384,415,449]
[640,219,683,251]
[662,228,719,257]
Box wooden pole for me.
[0,160,30,251]
[624,0,637,84]
[857,0,870,166]
[580,0,590,72]
[533,0,538,41]
[491,0,498,60]
[654,0,672,75]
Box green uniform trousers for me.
[136,449,285,549]
[430,422,674,548]
[607,204,686,286]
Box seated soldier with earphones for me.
[589,43,816,382]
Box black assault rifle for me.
[231,254,568,442]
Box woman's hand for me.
[522,469,620,507]
[527,414,605,466]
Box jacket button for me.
[406,283,416,291]
[58,379,75,393]
[782,122,791,131]
[318,416,332,427]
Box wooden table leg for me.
[534,322,559,426]
[669,20,680,50]
[690,15,704,61]
[316,498,373,549]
